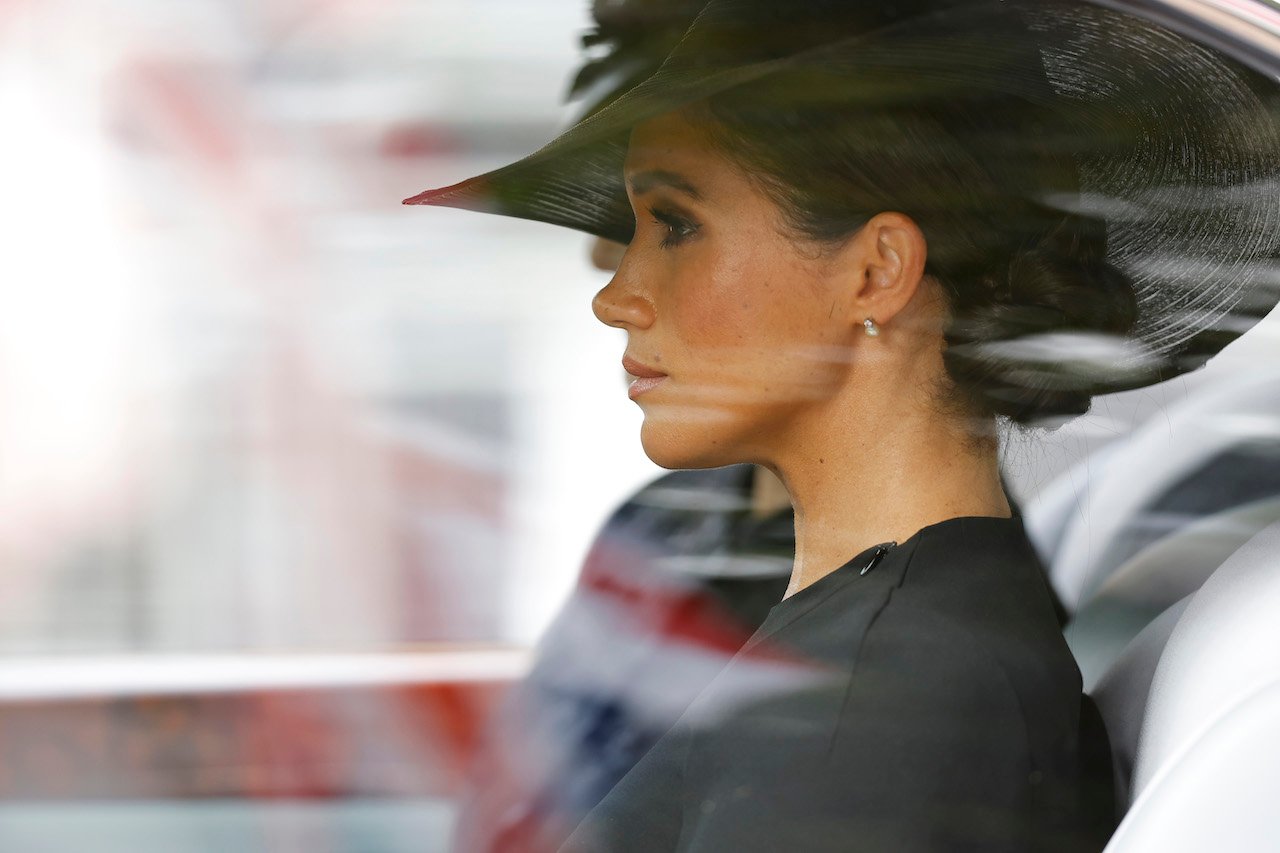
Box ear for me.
[845,211,928,330]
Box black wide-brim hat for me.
[406,0,1280,389]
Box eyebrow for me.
[626,169,705,201]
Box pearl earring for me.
[863,317,880,337]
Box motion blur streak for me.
[0,2,648,848]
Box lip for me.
[622,355,666,379]
[623,355,668,400]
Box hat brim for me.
[403,50,799,243]
[406,0,1280,389]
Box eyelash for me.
[649,207,699,248]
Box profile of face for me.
[592,110,927,471]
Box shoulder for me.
[679,600,1043,850]
[828,550,1088,791]
[851,518,1081,734]
[842,594,1030,746]
[810,602,1042,845]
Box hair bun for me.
[943,214,1143,426]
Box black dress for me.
[560,516,1114,852]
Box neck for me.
[749,465,792,519]
[771,405,1010,599]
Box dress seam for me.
[822,536,920,758]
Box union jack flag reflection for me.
[450,465,795,853]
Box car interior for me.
[1026,367,1280,849]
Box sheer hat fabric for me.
[567,0,711,120]
[405,0,1280,394]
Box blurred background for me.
[0,0,667,658]
[1,0,1277,850]
[0,1,660,849]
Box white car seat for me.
[1090,596,1189,805]
[1097,520,1280,851]
[1050,369,1280,613]
[1067,496,1280,689]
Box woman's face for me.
[592,110,862,470]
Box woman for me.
[409,1,1279,849]
[449,7,798,852]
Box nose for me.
[592,252,655,331]
[593,279,655,330]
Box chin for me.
[638,408,749,470]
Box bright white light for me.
[0,6,144,521]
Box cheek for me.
[666,248,835,366]
[637,246,848,465]
[664,248,788,348]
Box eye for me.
[649,206,699,249]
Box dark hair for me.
[691,60,1139,426]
